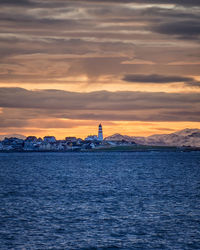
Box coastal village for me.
[1,124,200,152]
[0,124,135,152]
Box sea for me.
[0,152,200,250]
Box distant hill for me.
[104,133,134,142]
[105,129,200,147]
[0,134,26,140]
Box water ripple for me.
[0,152,200,249]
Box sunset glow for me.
[0,0,200,139]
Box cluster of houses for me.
[0,135,134,152]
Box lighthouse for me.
[98,124,103,141]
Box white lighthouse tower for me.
[98,123,103,141]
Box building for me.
[25,136,37,142]
[2,137,24,150]
[85,135,98,141]
[98,123,103,141]
[43,136,56,143]
[65,137,77,142]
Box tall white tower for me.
[98,124,103,141]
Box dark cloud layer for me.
[0,0,35,6]
[0,88,199,126]
[122,74,194,83]
[1,0,200,7]
[152,20,200,40]
[68,0,200,7]
[1,87,199,110]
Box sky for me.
[0,0,200,139]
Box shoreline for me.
[0,145,200,153]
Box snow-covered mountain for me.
[104,133,134,142]
[105,129,200,147]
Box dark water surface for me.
[0,152,200,249]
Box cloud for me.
[0,0,34,6]
[121,59,155,65]
[0,87,197,110]
[70,0,200,7]
[186,81,200,87]
[1,0,200,8]
[151,20,200,40]
[122,74,194,83]
[0,0,199,90]
[0,88,199,126]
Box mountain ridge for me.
[0,134,26,140]
[105,128,200,147]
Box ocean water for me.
[0,152,200,250]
